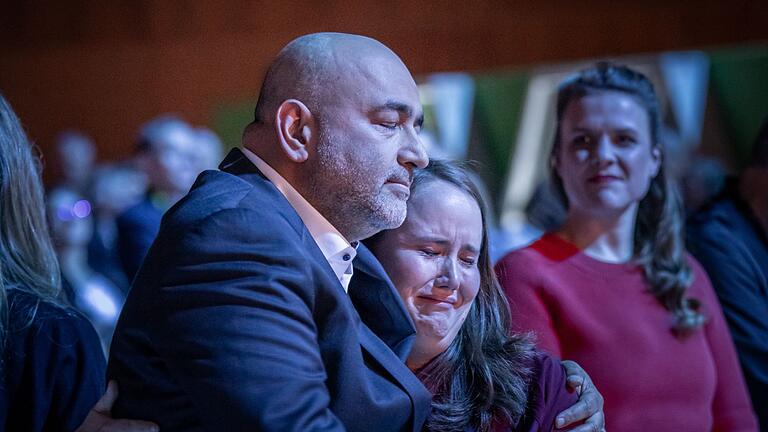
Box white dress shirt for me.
[241,147,357,291]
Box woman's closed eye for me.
[419,248,439,257]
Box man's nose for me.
[399,131,428,170]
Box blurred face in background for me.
[193,127,224,173]
[142,122,197,196]
[91,165,147,217]
[371,179,482,365]
[56,131,96,189]
[554,90,661,220]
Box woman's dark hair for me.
[368,159,535,432]
[0,93,68,359]
[551,62,704,333]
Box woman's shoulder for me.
[496,234,577,288]
[6,288,102,353]
[497,233,580,267]
[3,289,105,431]
[515,352,579,431]
[495,240,548,278]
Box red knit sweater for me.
[496,233,757,432]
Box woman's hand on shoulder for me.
[76,381,159,432]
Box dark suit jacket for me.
[108,148,431,432]
[687,179,768,430]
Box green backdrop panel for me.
[709,45,768,167]
[211,100,255,154]
[472,70,530,203]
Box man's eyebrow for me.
[373,101,424,126]
[375,101,412,116]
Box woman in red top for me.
[496,63,757,431]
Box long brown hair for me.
[0,93,67,357]
[368,159,535,432]
[551,62,704,333]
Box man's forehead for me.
[336,55,420,109]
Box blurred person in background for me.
[48,187,125,353]
[687,117,768,430]
[0,92,157,432]
[88,163,147,294]
[496,63,757,431]
[116,115,197,281]
[194,126,224,172]
[681,155,727,213]
[54,129,97,195]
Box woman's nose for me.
[435,258,460,291]
[594,135,617,164]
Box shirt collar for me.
[241,147,357,291]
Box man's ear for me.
[275,99,314,163]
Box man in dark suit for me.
[108,33,603,431]
[109,33,432,431]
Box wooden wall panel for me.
[0,0,766,180]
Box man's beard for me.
[306,136,407,241]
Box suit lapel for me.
[351,246,430,432]
[221,148,431,430]
[356,320,431,432]
[350,245,417,362]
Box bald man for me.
[108,33,602,431]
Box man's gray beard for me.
[307,146,406,241]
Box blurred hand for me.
[556,360,605,432]
[76,381,159,432]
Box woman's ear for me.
[550,148,561,177]
[650,145,662,177]
[275,99,314,163]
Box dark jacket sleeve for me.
[688,227,768,427]
[2,304,105,432]
[521,354,579,432]
[140,208,345,431]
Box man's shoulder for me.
[688,196,743,235]
[686,196,758,274]
[167,168,296,231]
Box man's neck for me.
[241,144,366,242]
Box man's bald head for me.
[244,32,427,241]
[252,33,408,125]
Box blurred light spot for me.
[72,200,92,218]
[83,283,118,319]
